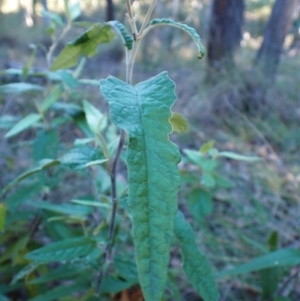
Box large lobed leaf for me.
[100,72,181,301]
[174,211,220,301]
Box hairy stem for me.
[95,130,126,295]
[96,0,156,292]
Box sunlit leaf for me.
[170,112,189,133]
[50,23,115,70]
[200,140,215,153]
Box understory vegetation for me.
[0,0,300,300]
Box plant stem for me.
[95,130,126,296]
[46,22,72,68]
[96,0,156,293]
[139,0,157,34]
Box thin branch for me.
[139,0,157,35]
[46,22,72,68]
[95,130,126,295]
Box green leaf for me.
[25,237,97,263]
[260,231,279,300]
[183,149,217,171]
[40,85,64,112]
[56,70,79,88]
[50,23,115,71]
[33,130,59,162]
[174,211,220,301]
[108,20,134,50]
[28,281,87,301]
[27,200,93,218]
[217,248,300,278]
[201,173,216,188]
[42,10,64,27]
[187,189,213,221]
[1,159,60,196]
[0,204,7,231]
[0,294,9,301]
[100,72,181,301]
[148,19,205,59]
[0,115,20,129]
[28,264,84,284]
[200,140,215,154]
[23,45,37,77]
[59,145,107,169]
[68,1,81,21]
[10,262,41,285]
[170,112,189,133]
[4,114,41,138]
[82,100,107,134]
[4,181,43,210]
[0,83,43,95]
[217,151,261,162]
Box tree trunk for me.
[255,0,299,81]
[207,0,244,75]
[106,0,115,21]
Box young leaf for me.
[10,262,41,285]
[59,145,106,169]
[187,188,213,221]
[28,264,84,284]
[100,72,181,301]
[170,112,190,133]
[82,100,107,134]
[217,248,300,277]
[40,85,64,113]
[174,211,220,301]
[0,204,7,231]
[22,45,37,77]
[50,23,115,71]
[108,20,134,50]
[1,159,60,196]
[260,231,279,300]
[217,151,261,162]
[0,83,43,95]
[200,140,215,154]
[28,281,88,301]
[25,237,97,263]
[147,19,205,59]
[4,114,42,139]
[26,200,93,218]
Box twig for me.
[95,130,126,295]
[46,22,72,68]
